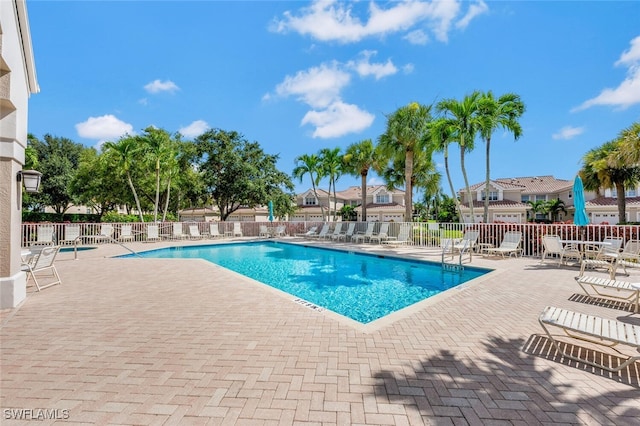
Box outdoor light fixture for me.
[17,169,42,193]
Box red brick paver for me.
[1,239,639,425]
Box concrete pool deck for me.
[2,237,639,425]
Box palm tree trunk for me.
[154,162,160,222]
[616,182,626,224]
[360,173,368,221]
[443,149,463,222]
[483,138,491,223]
[127,172,145,222]
[405,150,414,222]
[161,175,171,222]
[460,148,474,223]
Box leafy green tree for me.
[102,136,146,222]
[318,147,342,221]
[292,153,326,220]
[477,91,525,222]
[429,118,462,220]
[581,140,640,224]
[70,147,123,217]
[437,194,459,223]
[338,205,357,221]
[437,92,482,223]
[343,139,377,221]
[195,129,294,221]
[138,127,175,222]
[545,198,567,222]
[378,102,433,221]
[615,121,640,166]
[28,134,84,215]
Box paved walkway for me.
[2,238,639,425]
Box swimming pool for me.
[122,241,491,323]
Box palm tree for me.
[615,121,640,165]
[318,147,342,221]
[342,139,376,221]
[526,200,547,222]
[437,92,482,223]
[139,127,173,222]
[378,102,432,222]
[546,198,567,222]
[581,140,640,224]
[292,153,325,220]
[477,91,525,223]
[102,136,145,222]
[428,117,462,220]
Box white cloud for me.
[75,115,134,141]
[275,62,350,108]
[348,50,398,80]
[403,63,415,74]
[301,101,375,138]
[138,98,148,106]
[179,120,210,138]
[367,176,384,186]
[404,29,429,45]
[552,126,584,140]
[271,0,486,44]
[456,0,488,30]
[144,79,180,94]
[574,35,640,111]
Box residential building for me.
[0,0,39,308]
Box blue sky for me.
[27,1,640,198]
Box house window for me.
[304,196,317,206]
[482,191,498,201]
[521,195,529,202]
[535,195,546,202]
[375,194,390,204]
[626,189,637,197]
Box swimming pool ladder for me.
[441,240,464,272]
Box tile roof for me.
[586,196,640,206]
[467,176,573,194]
[460,200,529,209]
[355,202,405,211]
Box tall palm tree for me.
[378,102,432,222]
[546,198,567,222]
[102,136,145,222]
[581,140,640,224]
[477,91,525,222]
[292,153,325,220]
[318,147,342,221]
[615,121,640,165]
[437,92,482,223]
[526,200,547,222]
[428,117,462,220]
[343,139,376,221]
[139,127,173,222]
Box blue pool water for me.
[122,241,490,323]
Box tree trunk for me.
[405,150,413,222]
[483,138,491,223]
[616,182,626,224]
[153,162,160,222]
[127,172,145,222]
[443,147,463,222]
[460,146,474,223]
[360,172,368,221]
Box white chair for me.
[383,224,413,247]
[60,224,81,245]
[369,223,390,244]
[451,230,480,260]
[541,234,582,264]
[21,245,62,291]
[353,223,375,244]
[209,223,224,239]
[233,223,243,237]
[93,223,114,244]
[259,225,270,238]
[118,224,135,242]
[274,225,287,237]
[335,223,356,242]
[188,224,205,240]
[146,224,161,242]
[295,226,318,237]
[323,223,343,240]
[172,223,188,240]
[35,224,55,246]
[485,231,522,258]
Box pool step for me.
[442,262,464,272]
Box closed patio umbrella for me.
[573,176,589,240]
[268,200,274,222]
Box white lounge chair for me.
[538,305,640,372]
[369,223,390,244]
[323,223,343,240]
[93,223,114,244]
[171,223,188,240]
[581,239,640,278]
[308,224,330,239]
[118,224,135,242]
[274,225,287,237]
[188,224,205,240]
[575,275,640,313]
[383,224,412,247]
[60,224,81,245]
[259,225,270,238]
[485,231,522,258]
[35,224,55,246]
[353,223,375,244]
[541,235,582,264]
[146,224,161,242]
[295,226,318,238]
[451,230,479,260]
[335,223,356,242]
[209,223,224,239]
[21,245,62,291]
[233,223,243,237]
[583,236,624,260]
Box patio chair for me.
[172,223,188,240]
[308,224,330,239]
[541,235,582,265]
[295,226,318,237]
[323,223,343,240]
[259,225,270,238]
[583,236,624,260]
[369,223,390,244]
[335,223,356,242]
[233,223,243,237]
[59,224,81,246]
[451,230,479,261]
[574,275,640,313]
[93,223,114,244]
[538,305,640,372]
[188,224,205,240]
[146,224,161,242]
[485,231,522,258]
[21,245,62,292]
[35,224,55,246]
[208,223,224,239]
[352,222,375,244]
[118,224,135,242]
[274,225,287,237]
[382,224,413,247]
[581,239,640,278]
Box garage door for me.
[592,213,619,225]
[462,214,483,223]
[291,215,305,222]
[308,215,324,221]
[494,213,521,223]
[366,214,379,222]
[382,214,403,222]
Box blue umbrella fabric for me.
[573,176,589,226]
[268,200,274,222]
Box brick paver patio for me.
[1,238,639,425]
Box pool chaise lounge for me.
[575,275,640,313]
[485,231,522,258]
[538,305,640,372]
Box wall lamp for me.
[17,169,42,193]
